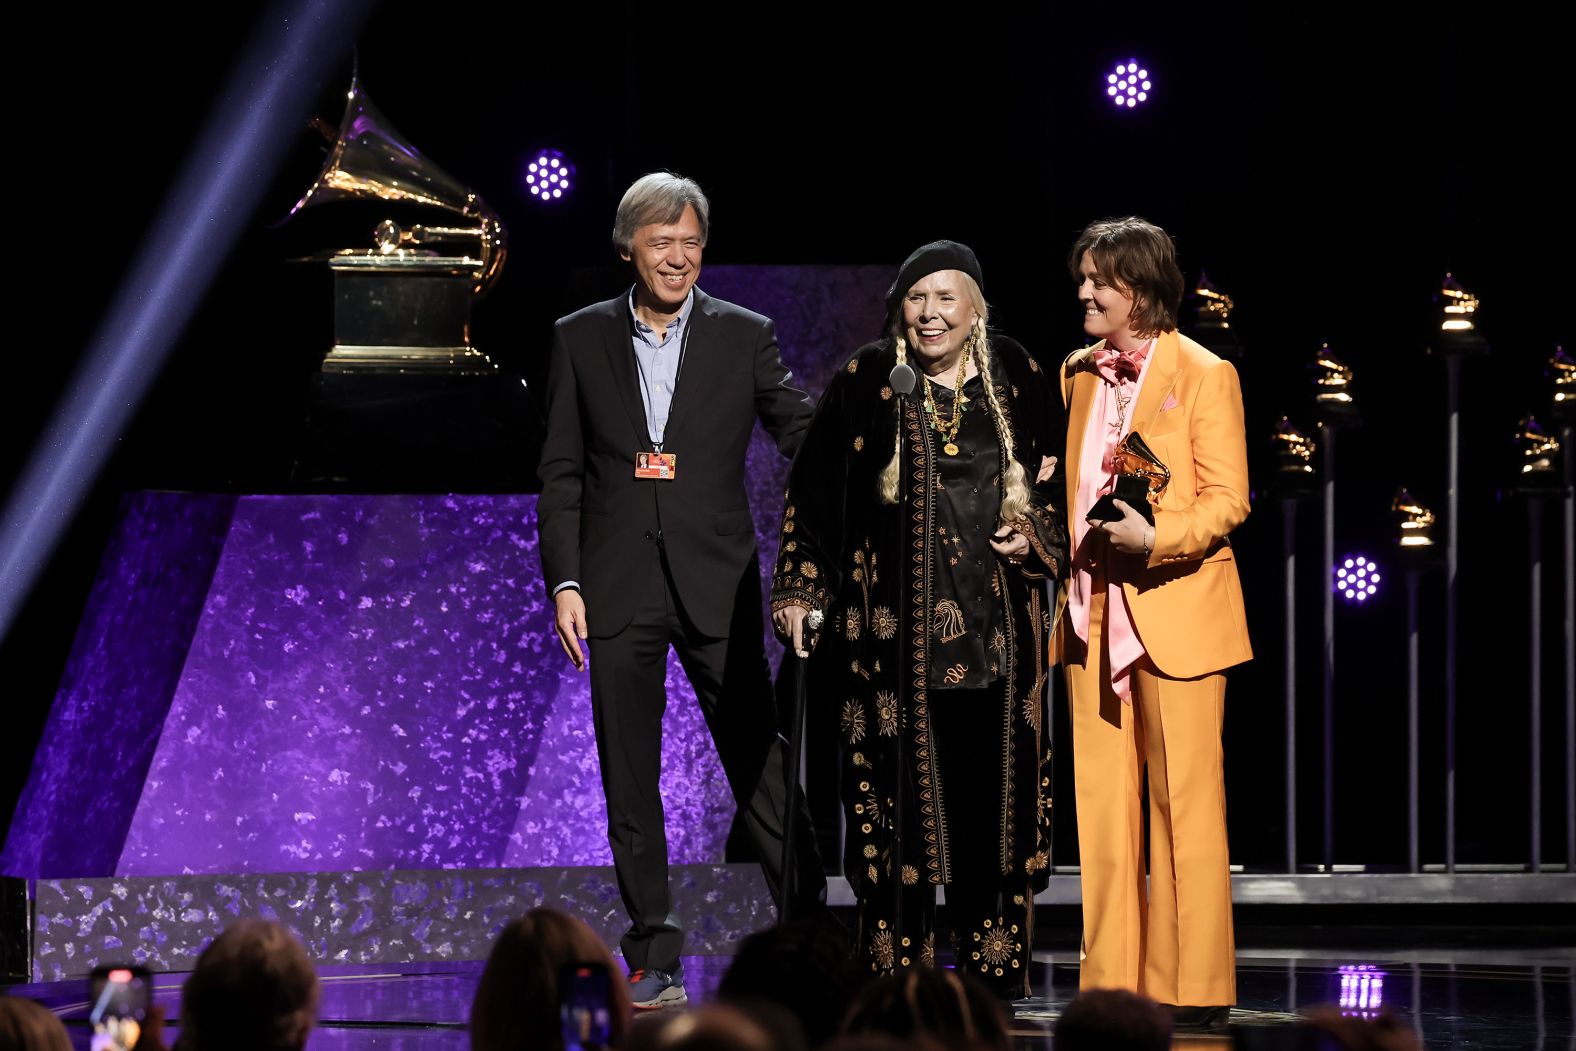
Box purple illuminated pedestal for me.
[117,492,725,874]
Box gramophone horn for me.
[291,77,506,296]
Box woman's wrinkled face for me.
[903,270,980,374]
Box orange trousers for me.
[1063,587,1236,1007]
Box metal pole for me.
[1445,358,1461,872]
[1531,500,1544,873]
[1562,423,1575,873]
[1408,570,1421,873]
[1284,499,1298,873]
[1322,429,1336,872]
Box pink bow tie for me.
[1092,346,1148,385]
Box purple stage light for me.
[1106,60,1152,109]
[524,149,575,203]
[1337,964,1386,1018]
[1335,555,1382,603]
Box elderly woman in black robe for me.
[771,241,1066,997]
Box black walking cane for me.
[777,609,819,926]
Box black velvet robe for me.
[771,335,1067,983]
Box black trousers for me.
[588,551,826,973]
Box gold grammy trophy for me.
[290,78,508,373]
[1087,432,1171,526]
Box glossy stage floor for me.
[10,940,1575,1050]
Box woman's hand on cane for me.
[773,603,813,658]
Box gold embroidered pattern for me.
[871,606,898,639]
[868,863,879,885]
[904,397,944,883]
[920,932,936,966]
[841,700,867,743]
[880,386,893,400]
[863,844,877,859]
[875,690,898,736]
[971,919,1022,975]
[932,600,966,643]
[845,608,862,641]
[852,544,878,631]
[782,520,794,534]
[784,540,796,551]
[942,663,968,686]
[853,435,864,452]
[1024,851,1049,875]
[871,926,894,970]
[902,864,919,885]
[852,752,872,769]
[1022,690,1043,735]
[847,358,859,374]
[802,562,818,580]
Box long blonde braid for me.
[877,336,907,505]
[971,317,1032,523]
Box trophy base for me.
[327,257,486,375]
[323,344,494,374]
[1427,330,1492,357]
[294,369,536,490]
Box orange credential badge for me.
[634,451,677,480]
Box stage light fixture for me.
[1106,60,1151,108]
[1337,964,1386,1018]
[525,149,574,202]
[1335,555,1381,603]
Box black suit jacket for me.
[537,288,815,638]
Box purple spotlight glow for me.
[1337,965,1386,1018]
[523,148,575,204]
[1106,59,1153,109]
[0,0,376,642]
[1334,555,1382,603]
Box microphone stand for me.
[889,360,918,968]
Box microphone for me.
[889,362,916,397]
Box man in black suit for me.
[536,172,825,1008]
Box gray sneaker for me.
[628,966,687,1009]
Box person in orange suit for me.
[1059,216,1252,1032]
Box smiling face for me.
[622,204,703,319]
[1074,250,1139,345]
[902,270,981,375]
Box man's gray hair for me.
[612,172,710,254]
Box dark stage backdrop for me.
[3,2,1570,875]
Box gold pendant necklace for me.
[923,341,971,455]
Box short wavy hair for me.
[180,919,319,1051]
[612,172,710,254]
[1068,216,1184,337]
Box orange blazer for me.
[1061,330,1253,679]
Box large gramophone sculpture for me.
[289,78,507,373]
